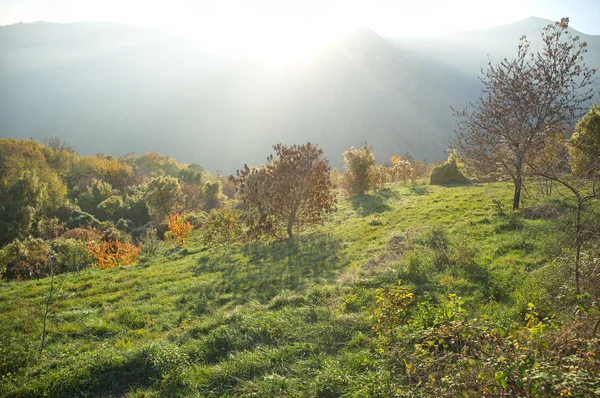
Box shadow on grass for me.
[43,348,160,398]
[351,189,397,215]
[194,233,343,304]
[409,186,429,196]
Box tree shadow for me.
[351,189,396,215]
[194,233,343,304]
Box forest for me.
[0,18,599,398]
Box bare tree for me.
[453,18,596,209]
[40,256,75,356]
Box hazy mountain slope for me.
[1,18,597,172]
[388,17,600,77]
[0,22,478,171]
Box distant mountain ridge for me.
[0,18,598,172]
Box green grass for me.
[0,181,588,397]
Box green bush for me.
[116,218,134,232]
[51,238,92,272]
[66,210,101,229]
[0,237,52,280]
[140,228,160,258]
[429,153,469,185]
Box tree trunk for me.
[512,174,522,210]
[286,222,294,240]
[574,200,582,294]
[512,158,524,210]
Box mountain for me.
[387,17,600,77]
[0,18,598,172]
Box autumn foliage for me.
[167,213,193,244]
[342,143,376,195]
[86,239,140,269]
[231,143,336,240]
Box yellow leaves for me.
[370,281,414,340]
[86,239,140,269]
[167,213,193,245]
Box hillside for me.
[1,181,599,397]
[4,18,597,172]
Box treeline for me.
[0,138,234,279]
[0,137,433,280]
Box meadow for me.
[1,181,598,397]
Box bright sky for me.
[2,0,599,35]
[1,0,599,61]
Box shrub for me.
[62,227,102,242]
[116,218,134,232]
[51,238,92,273]
[231,142,335,240]
[140,228,160,258]
[86,239,140,269]
[203,181,226,210]
[370,165,390,192]
[166,213,193,245]
[101,227,126,243]
[203,207,243,247]
[429,152,469,185]
[370,281,414,341]
[342,143,376,195]
[0,237,52,280]
[66,210,101,229]
[36,216,65,240]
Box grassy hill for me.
[2,181,598,397]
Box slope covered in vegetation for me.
[2,181,599,397]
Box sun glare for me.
[179,19,346,65]
[148,2,351,66]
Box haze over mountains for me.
[1,17,598,172]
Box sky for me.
[1,0,599,37]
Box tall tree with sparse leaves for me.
[453,18,596,209]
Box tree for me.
[231,143,336,240]
[342,143,376,195]
[143,176,183,222]
[527,103,600,293]
[569,102,600,183]
[76,179,113,216]
[453,18,596,209]
[202,181,226,210]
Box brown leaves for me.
[231,143,336,240]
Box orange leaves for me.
[167,213,193,245]
[86,239,140,269]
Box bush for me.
[429,152,469,185]
[166,213,193,245]
[342,143,376,195]
[86,239,140,269]
[66,210,101,229]
[51,238,92,272]
[116,218,134,232]
[0,237,52,280]
[202,181,227,210]
[102,227,126,243]
[36,216,65,240]
[370,281,414,341]
[140,228,159,258]
[62,227,102,242]
[202,207,244,247]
